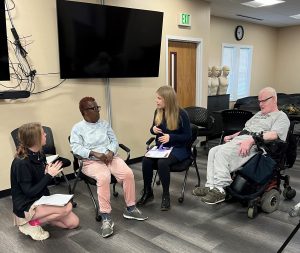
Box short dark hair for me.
[79,97,95,115]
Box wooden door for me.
[168,41,196,108]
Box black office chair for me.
[219,109,253,144]
[146,123,200,203]
[70,142,130,221]
[11,126,72,194]
[184,106,216,149]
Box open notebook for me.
[34,194,73,206]
[46,154,59,164]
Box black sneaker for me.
[161,194,170,211]
[137,190,154,206]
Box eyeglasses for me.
[258,96,273,104]
[84,105,101,111]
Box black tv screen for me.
[56,0,163,78]
[0,0,10,81]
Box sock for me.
[216,187,225,194]
[127,205,135,212]
[101,213,111,221]
[28,219,41,226]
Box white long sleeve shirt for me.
[70,119,119,159]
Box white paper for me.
[46,154,59,164]
[145,146,173,158]
[34,194,73,206]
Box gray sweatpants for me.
[205,135,257,189]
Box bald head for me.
[258,87,278,114]
[259,87,277,102]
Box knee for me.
[125,168,134,181]
[157,160,169,171]
[142,157,153,170]
[96,172,111,186]
[63,202,73,216]
[69,214,80,229]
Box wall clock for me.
[235,25,244,41]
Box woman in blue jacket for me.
[137,86,191,210]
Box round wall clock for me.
[235,25,244,41]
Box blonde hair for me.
[155,86,180,130]
[16,122,43,159]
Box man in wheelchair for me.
[193,87,290,205]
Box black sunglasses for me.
[258,96,273,104]
[84,105,101,111]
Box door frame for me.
[166,35,203,106]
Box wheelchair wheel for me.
[247,206,258,219]
[261,189,280,213]
[178,197,184,203]
[283,187,296,200]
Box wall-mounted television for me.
[56,0,163,79]
[0,0,10,81]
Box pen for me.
[158,143,164,150]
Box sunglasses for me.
[84,105,101,111]
[258,96,273,104]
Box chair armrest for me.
[146,137,155,150]
[119,143,130,153]
[119,143,131,162]
[191,138,199,148]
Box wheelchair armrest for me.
[119,143,131,162]
[146,137,155,150]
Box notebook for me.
[34,194,73,206]
[46,154,59,164]
[145,146,173,158]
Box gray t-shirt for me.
[243,110,290,141]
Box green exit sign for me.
[179,13,191,27]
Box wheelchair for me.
[226,126,297,219]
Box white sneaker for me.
[19,223,50,241]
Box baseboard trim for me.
[0,189,11,198]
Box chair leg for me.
[179,169,190,203]
[277,220,300,253]
[70,173,82,208]
[60,171,72,194]
[153,171,160,188]
[112,183,119,197]
[85,183,101,221]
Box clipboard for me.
[145,146,173,158]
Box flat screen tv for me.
[0,0,10,81]
[56,0,163,79]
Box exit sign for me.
[179,13,191,27]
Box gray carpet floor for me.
[1,146,300,253]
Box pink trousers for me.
[82,156,136,213]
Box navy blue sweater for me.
[150,109,192,161]
[10,150,52,218]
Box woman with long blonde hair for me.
[137,86,191,210]
[11,123,79,241]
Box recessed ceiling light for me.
[241,0,285,8]
[290,14,300,19]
